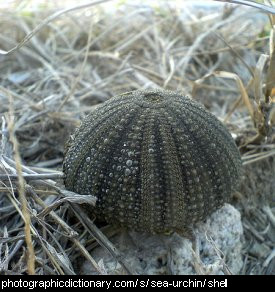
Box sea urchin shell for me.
[63,89,242,234]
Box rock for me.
[81,203,243,275]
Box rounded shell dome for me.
[63,90,242,234]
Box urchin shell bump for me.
[63,89,242,234]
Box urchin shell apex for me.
[63,89,242,234]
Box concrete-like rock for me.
[81,203,243,275]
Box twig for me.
[263,206,275,228]
[69,203,135,275]
[58,15,94,111]
[0,173,64,181]
[242,150,275,165]
[37,194,96,218]
[205,232,233,275]
[27,186,104,274]
[213,0,275,14]
[0,0,113,56]
[7,97,36,275]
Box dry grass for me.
[0,0,274,275]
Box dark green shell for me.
[63,89,242,234]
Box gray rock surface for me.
[81,203,243,275]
